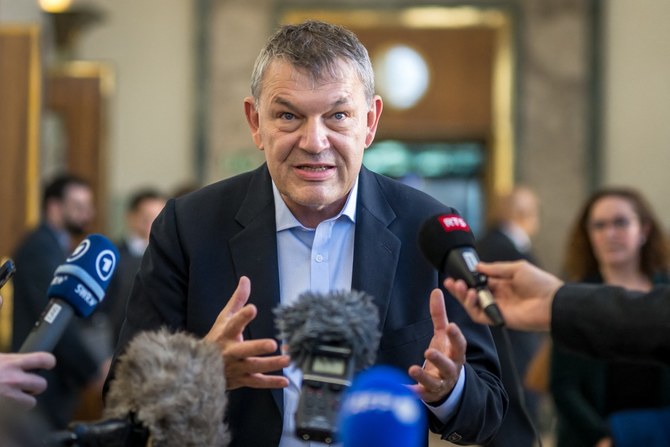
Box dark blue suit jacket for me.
[111,165,507,446]
[553,284,670,364]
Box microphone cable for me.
[497,325,544,447]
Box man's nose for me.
[298,118,329,153]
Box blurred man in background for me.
[476,186,546,447]
[11,174,109,429]
[102,188,166,345]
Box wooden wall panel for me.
[354,26,495,141]
[46,63,111,234]
[0,26,41,259]
[0,25,41,351]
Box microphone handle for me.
[19,298,74,353]
[477,289,505,326]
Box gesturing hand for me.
[408,289,467,404]
[204,276,290,389]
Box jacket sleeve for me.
[550,344,610,444]
[105,198,189,392]
[552,284,670,365]
[427,290,508,445]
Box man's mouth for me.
[297,165,332,172]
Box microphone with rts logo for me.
[19,234,119,353]
[418,214,505,326]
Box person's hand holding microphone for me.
[0,260,56,409]
[444,259,564,332]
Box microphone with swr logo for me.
[418,214,505,326]
[19,234,119,353]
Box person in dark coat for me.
[11,174,108,429]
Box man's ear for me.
[364,95,383,148]
[244,97,263,150]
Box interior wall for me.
[0,0,42,22]
[3,0,670,267]
[77,0,195,237]
[515,0,594,274]
[206,0,597,274]
[602,0,670,233]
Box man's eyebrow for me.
[273,97,297,111]
[272,95,353,110]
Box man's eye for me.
[280,112,295,120]
[333,112,346,120]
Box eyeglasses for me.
[587,217,635,232]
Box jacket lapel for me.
[352,168,401,327]
[228,165,284,411]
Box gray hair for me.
[250,20,375,105]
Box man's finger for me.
[222,304,258,340]
[423,325,466,377]
[225,355,291,390]
[225,338,280,360]
[406,363,453,403]
[429,288,448,333]
[211,276,252,327]
[228,276,251,312]
[445,323,467,362]
[232,355,291,375]
[234,373,290,390]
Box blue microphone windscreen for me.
[338,366,426,447]
[47,234,119,317]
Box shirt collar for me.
[272,178,358,232]
[125,235,149,257]
[501,222,532,253]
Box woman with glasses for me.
[550,187,670,447]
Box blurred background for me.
[2,0,669,274]
[1,1,669,445]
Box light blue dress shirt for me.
[272,180,465,447]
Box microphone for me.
[45,329,230,446]
[19,234,119,353]
[274,289,382,444]
[418,213,505,326]
[338,365,426,447]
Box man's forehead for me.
[264,58,360,88]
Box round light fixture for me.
[373,45,430,110]
[38,0,73,13]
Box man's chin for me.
[65,224,88,237]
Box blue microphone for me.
[19,234,119,353]
[338,366,427,447]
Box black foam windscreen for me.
[274,289,381,373]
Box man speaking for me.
[108,20,506,446]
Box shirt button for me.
[315,254,324,262]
